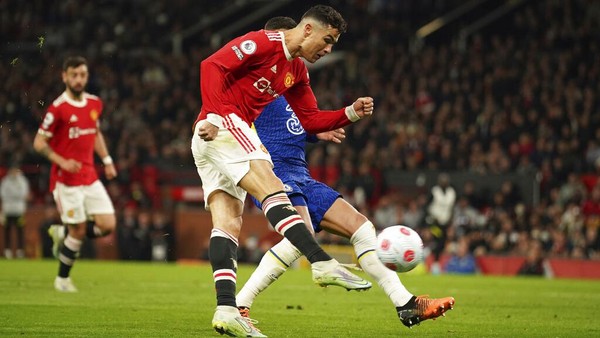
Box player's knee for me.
[348,212,370,233]
[95,215,116,233]
[68,224,87,239]
[213,218,243,238]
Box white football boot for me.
[212,305,267,337]
[54,277,78,293]
[312,259,372,291]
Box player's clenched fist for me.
[353,97,374,118]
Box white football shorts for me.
[191,113,272,209]
[53,180,115,224]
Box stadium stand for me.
[1,0,599,271]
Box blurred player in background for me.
[192,5,374,337]
[33,56,117,292]
[236,17,455,331]
[0,165,30,259]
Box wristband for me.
[345,105,360,122]
[102,156,114,165]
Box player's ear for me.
[303,22,313,38]
[61,71,67,83]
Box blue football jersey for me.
[253,97,342,231]
[254,96,314,181]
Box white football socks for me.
[351,222,413,307]
[237,221,415,309]
[236,238,301,308]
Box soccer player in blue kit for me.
[236,16,455,332]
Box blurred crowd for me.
[1,0,600,266]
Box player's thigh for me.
[83,180,115,217]
[191,113,271,206]
[320,198,369,239]
[80,181,116,232]
[53,182,87,225]
[207,190,244,238]
[239,159,285,202]
[300,180,344,233]
[195,157,247,210]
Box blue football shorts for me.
[252,176,341,232]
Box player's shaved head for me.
[265,16,297,30]
[301,5,347,33]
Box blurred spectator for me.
[582,184,600,229]
[426,173,456,273]
[402,199,425,230]
[518,240,545,276]
[117,205,138,260]
[558,173,587,207]
[134,210,153,261]
[445,238,477,274]
[150,210,175,262]
[1,166,30,258]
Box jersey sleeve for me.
[38,104,61,138]
[283,66,353,134]
[200,31,271,117]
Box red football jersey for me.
[195,30,353,134]
[38,92,103,191]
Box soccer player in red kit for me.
[191,5,373,337]
[33,56,117,293]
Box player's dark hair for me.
[265,16,297,30]
[62,56,87,71]
[301,5,347,33]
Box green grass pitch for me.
[1,259,599,337]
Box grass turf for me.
[0,259,599,337]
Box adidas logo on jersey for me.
[271,65,277,73]
[69,114,78,123]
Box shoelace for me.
[243,317,261,332]
[239,309,261,332]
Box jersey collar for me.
[280,31,293,61]
[62,91,88,108]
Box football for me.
[376,225,424,272]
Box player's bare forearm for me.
[94,130,110,159]
[95,130,117,179]
[33,133,81,173]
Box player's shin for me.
[58,235,82,278]
[209,229,239,307]
[352,222,413,307]
[237,238,301,309]
[262,192,330,263]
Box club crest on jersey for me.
[286,112,304,135]
[284,72,295,88]
[240,40,257,55]
[90,109,99,121]
[260,144,269,154]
